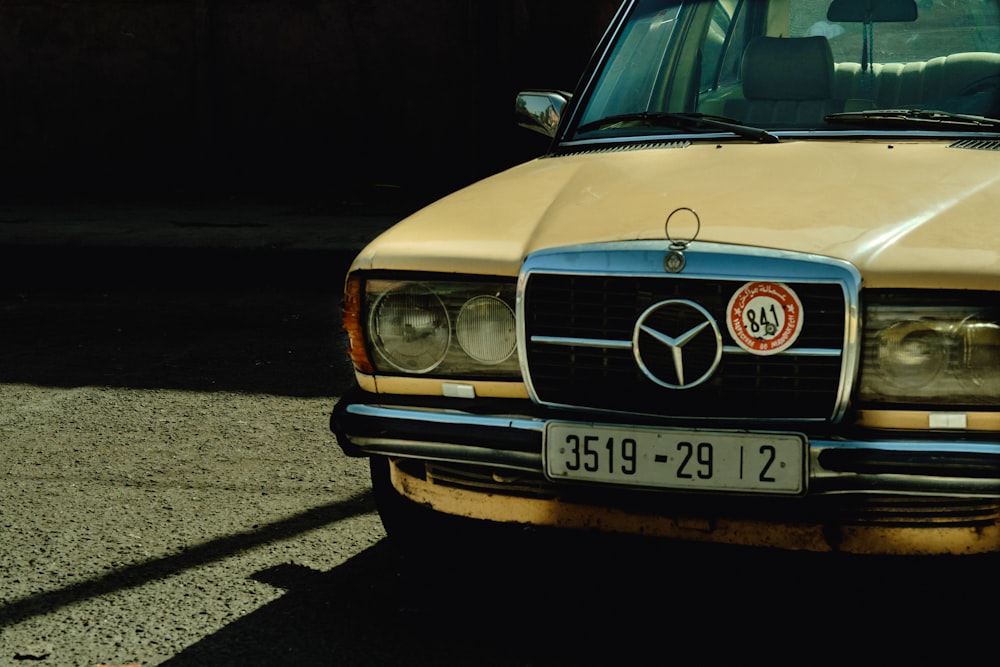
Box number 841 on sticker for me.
[543,422,806,495]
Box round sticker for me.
[726,282,804,355]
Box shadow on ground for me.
[159,523,1000,666]
[157,535,689,667]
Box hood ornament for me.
[664,207,700,273]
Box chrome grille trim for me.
[516,241,862,422]
[533,335,844,358]
[531,335,633,349]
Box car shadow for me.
[153,527,1000,666]
[158,537,677,667]
[155,541,514,667]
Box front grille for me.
[521,253,853,420]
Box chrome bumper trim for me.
[335,402,1000,496]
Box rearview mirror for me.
[827,0,917,22]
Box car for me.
[330,0,1000,564]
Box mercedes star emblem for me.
[633,299,722,389]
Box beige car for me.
[331,0,1000,560]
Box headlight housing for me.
[344,274,520,378]
[858,292,1000,407]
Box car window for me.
[569,0,1000,137]
[577,3,683,126]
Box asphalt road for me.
[1,202,997,665]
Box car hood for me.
[351,139,1000,289]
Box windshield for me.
[569,0,1000,139]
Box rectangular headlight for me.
[345,273,521,378]
[858,292,1000,407]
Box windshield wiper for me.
[825,109,1000,131]
[575,111,780,144]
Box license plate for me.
[544,422,806,495]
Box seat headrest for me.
[742,36,835,100]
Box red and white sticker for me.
[726,282,804,355]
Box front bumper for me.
[331,387,1000,554]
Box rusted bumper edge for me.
[386,458,1000,555]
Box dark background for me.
[0,0,620,210]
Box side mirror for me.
[827,0,917,22]
[515,91,571,139]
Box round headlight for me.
[875,321,947,388]
[370,285,450,373]
[455,295,516,364]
